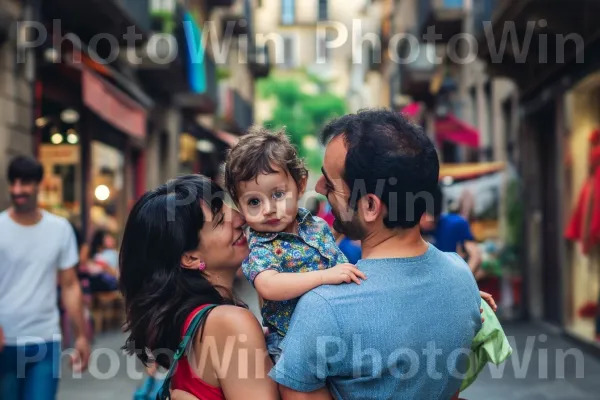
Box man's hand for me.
[320,263,366,285]
[0,325,4,352]
[71,335,91,372]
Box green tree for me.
[258,74,346,171]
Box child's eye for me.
[248,198,261,207]
[273,191,286,200]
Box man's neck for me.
[361,226,429,260]
[8,207,42,226]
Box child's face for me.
[237,166,306,234]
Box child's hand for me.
[480,291,497,312]
[321,263,366,285]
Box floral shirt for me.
[242,208,348,336]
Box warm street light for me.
[95,185,110,201]
[66,129,79,144]
[50,133,63,144]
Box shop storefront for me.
[36,60,148,241]
[562,74,600,344]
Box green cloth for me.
[460,300,513,392]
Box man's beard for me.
[331,206,366,241]
[11,194,37,213]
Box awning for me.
[439,162,505,181]
[82,69,147,139]
[435,114,480,148]
[401,102,422,119]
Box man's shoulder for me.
[40,210,71,230]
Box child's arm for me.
[254,264,366,302]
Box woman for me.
[119,175,278,399]
[85,230,119,292]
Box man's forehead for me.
[323,135,346,177]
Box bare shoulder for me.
[203,305,263,338]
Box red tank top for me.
[171,305,225,400]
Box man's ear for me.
[360,194,383,223]
[181,250,202,270]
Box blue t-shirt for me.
[434,213,475,253]
[270,245,482,399]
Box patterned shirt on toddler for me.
[242,208,348,336]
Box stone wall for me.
[0,0,34,210]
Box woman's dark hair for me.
[119,175,232,368]
[321,109,440,230]
[8,155,44,183]
[90,230,108,258]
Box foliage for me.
[258,74,346,171]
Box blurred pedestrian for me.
[82,230,119,293]
[421,184,485,280]
[0,155,90,400]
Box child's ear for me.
[298,176,308,197]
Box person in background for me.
[84,230,119,293]
[332,226,362,265]
[0,155,90,400]
[421,184,485,281]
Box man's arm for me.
[59,267,91,371]
[464,241,484,279]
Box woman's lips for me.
[233,233,247,246]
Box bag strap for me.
[156,304,218,400]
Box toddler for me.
[225,127,365,362]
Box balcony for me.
[208,0,235,7]
[398,42,437,102]
[477,0,600,98]
[472,0,497,40]
[43,0,153,44]
[221,13,249,37]
[418,0,466,43]
[174,54,219,114]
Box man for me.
[270,110,482,399]
[420,185,484,280]
[0,156,90,399]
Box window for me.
[282,36,297,69]
[281,0,295,25]
[318,0,328,21]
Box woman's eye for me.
[273,191,286,200]
[248,198,260,207]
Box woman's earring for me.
[199,261,206,271]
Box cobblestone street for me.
[58,322,600,400]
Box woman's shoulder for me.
[204,305,262,335]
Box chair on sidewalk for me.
[91,291,124,333]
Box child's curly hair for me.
[225,125,308,204]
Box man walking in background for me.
[0,155,90,399]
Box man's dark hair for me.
[320,108,440,229]
[8,155,44,184]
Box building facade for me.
[0,0,267,242]
[479,0,600,348]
